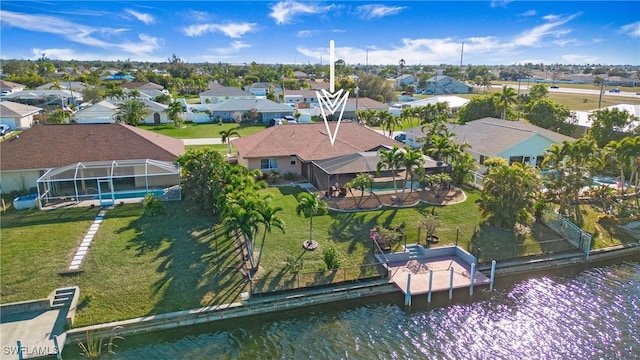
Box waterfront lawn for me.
[139,122,265,139]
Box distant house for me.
[199,87,254,104]
[0,123,184,193]
[0,80,26,96]
[573,104,640,137]
[425,76,473,95]
[0,101,42,129]
[36,81,87,93]
[293,71,308,79]
[405,117,575,172]
[394,74,417,89]
[389,95,469,117]
[188,98,294,124]
[232,122,403,189]
[1,89,83,107]
[244,82,283,97]
[73,100,118,124]
[119,82,164,91]
[108,98,169,124]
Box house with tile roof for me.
[232,122,403,188]
[406,117,575,173]
[187,98,294,123]
[0,101,43,129]
[572,104,640,137]
[118,82,164,90]
[0,123,184,193]
[425,76,473,95]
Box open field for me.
[1,185,634,326]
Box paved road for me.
[498,83,640,98]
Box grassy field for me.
[1,185,633,326]
[185,144,232,153]
[139,123,265,139]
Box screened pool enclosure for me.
[37,159,181,208]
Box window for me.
[479,155,487,165]
[260,158,277,170]
[290,155,297,165]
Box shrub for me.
[283,172,299,181]
[285,256,303,274]
[143,193,165,216]
[323,247,340,270]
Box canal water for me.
[64,257,639,359]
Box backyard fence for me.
[470,172,484,190]
[540,209,592,259]
[471,238,576,263]
[249,263,388,295]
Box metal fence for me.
[470,172,484,190]
[249,263,388,295]
[471,238,577,263]
[540,209,592,259]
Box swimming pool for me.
[370,181,419,193]
[93,189,165,200]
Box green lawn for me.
[139,123,266,139]
[1,185,632,326]
[186,144,233,153]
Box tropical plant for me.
[377,145,406,195]
[400,148,424,196]
[219,128,241,155]
[143,193,164,216]
[296,192,328,248]
[419,214,440,243]
[115,99,151,126]
[345,173,373,208]
[323,247,340,270]
[494,85,518,120]
[254,197,285,270]
[46,109,71,124]
[479,158,541,229]
[77,326,124,359]
[167,101,184,128]
[380,111,400,137]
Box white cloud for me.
[214,41,251,55]
[183,22,256,38]
[269,1,335,25]
[30,47,164,62]
[125,9,155,25]
[620,21,640,37]
[511,13,579,47]
[355,5,406,19]
[561,54,601,64]
[490,0,513,8]
[520,10,536,17]
[297,30,316,38]
[0,10,162,58]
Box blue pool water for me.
[93,189,164,200]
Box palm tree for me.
[129,88,141,99]
[219,128,241,156]
[345,173,374,208]
[296,192,328,248]
[400,148,424,196]
[380,111,400,137]
[254,198,285,271]
[222,199,260,269]
[46,109,71,124]
[167,101,184,128]
[609,136,640,196]
[377,145,406,195]
[115,100,151,126]
[495,85,517,120]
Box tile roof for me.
[200,87,253,97]
[118,82,164,90]
[210,98,293,112]
[0,101,43,117]
[232,122,403,162]
[314,151,442,175]
[0,80,26,89]
[0,123,184,171]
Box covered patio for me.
[37,159,181,208]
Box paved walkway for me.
[69,209,106,271]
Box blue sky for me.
[1,1,638,66]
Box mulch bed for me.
[325,187,466,211]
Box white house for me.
[73,100,118,123]
[572,104,640,137]
[0,80,26,96]
[199,87,254,104]
[406,117,575,173]
[0,101,42,129]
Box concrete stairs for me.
[51,287,75,309]
[405,244,423,260]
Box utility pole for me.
[598,77,605,109]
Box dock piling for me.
[427,270,433,303]
[469,263,476,296]
[17,340,23,360]
[490,260,496,291]
[405,273,412,306]
[448,267,454,300]
[54,335,62,360]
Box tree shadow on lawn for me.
[251,249,315,294]
[117,205,249,316]
[1,206,101,229]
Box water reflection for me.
[64,259,640,359]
